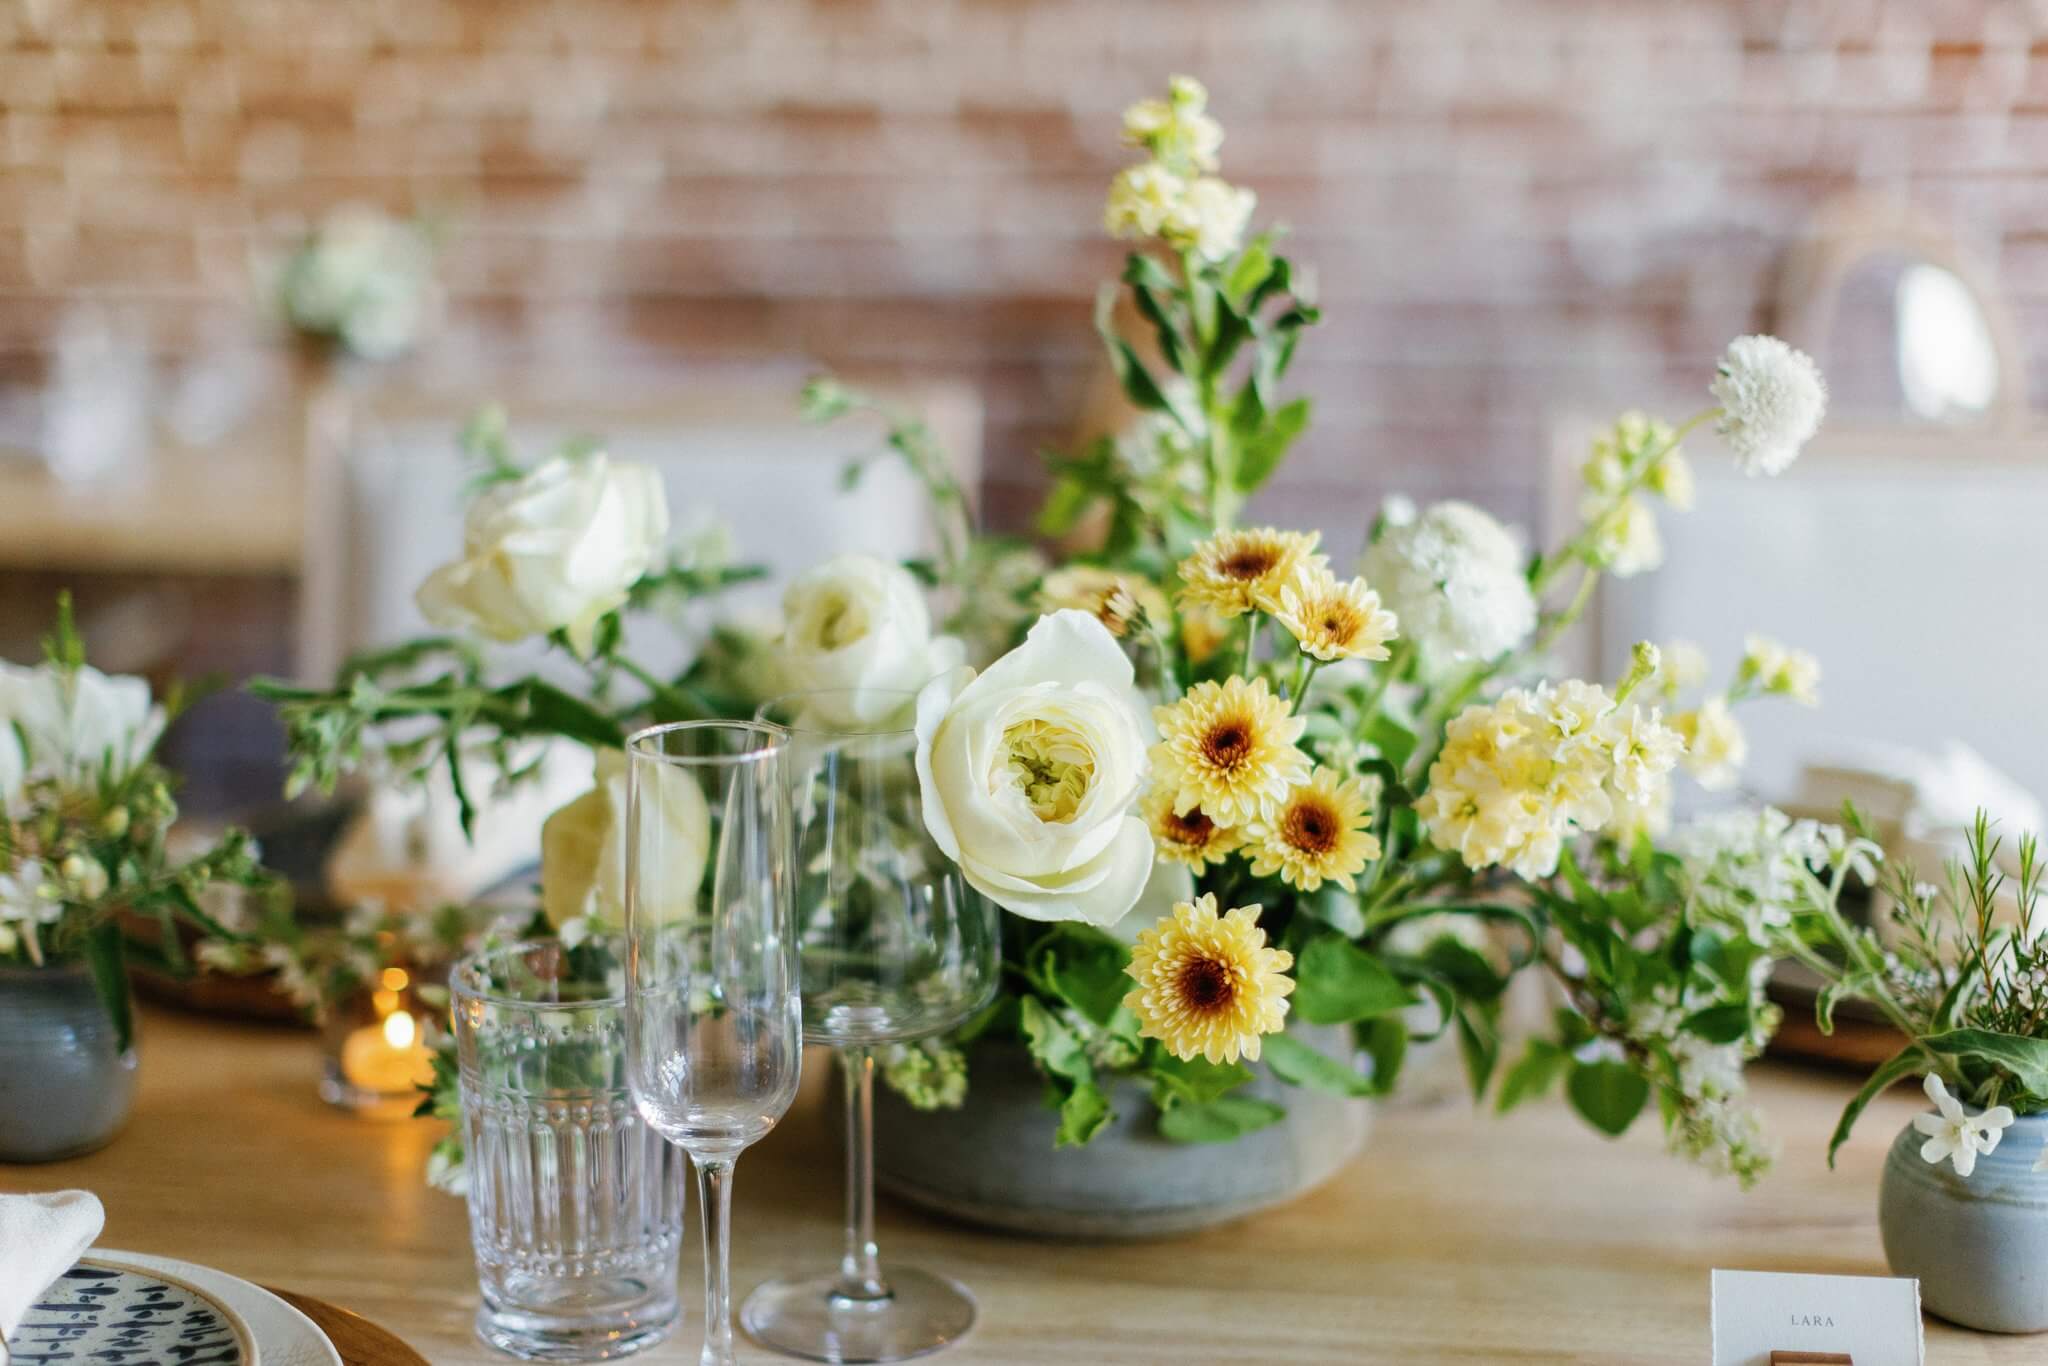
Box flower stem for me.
[1242,615,1262,676]
[1358,639,1412,726]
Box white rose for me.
[914,610,1154,927]
[779,554,963,725]
[0,662,165,789]
[540,748,710,931]
[416,452,669,654]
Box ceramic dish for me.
[82,1252,345,1366]
[13,1257,256,1365]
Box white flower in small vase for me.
[1913,1073,2014,1177]
[0,661,167,790]
[415,450,669,655]
[1710,334,1827,477]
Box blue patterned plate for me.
[12,1258,255,1365]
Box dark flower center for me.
[1164,808,1217,847]
[1285,799,1339,855]
[1202,721,1252,770]
[1178,955,1235,1012]
[1222,549,1278,580]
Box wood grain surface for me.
[267,1289,431,1366]
[0,1006,2032,1364]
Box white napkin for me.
[0,1190,106,1365]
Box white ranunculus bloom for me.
[416,452,669,655]
[540,748,710,931]
[1360,500,1537,666]
[915,610,1155,927]
[778,554,963,725]
[1710,334,1827,477]
[0,662,166,789]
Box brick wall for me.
[6,0,2048,556]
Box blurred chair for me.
[1547,195,2048,835]
[295,365,981,683]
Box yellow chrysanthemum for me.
[1038,566,1169,639]
[1141,786,1243,872]
[1176,527,1325,618]
[1152,676,1310,827]
[1123,892,1294,1064]
[1246,765,1382,892]
[1273,565,1400,663]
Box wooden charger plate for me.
[264,1288,430,1366]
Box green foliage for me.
[1263,1032,1377,1097]
[1293,935,1412,1025]
[1157,1094,1286,1144]
[1566,1058,1651,1137]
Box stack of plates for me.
[14,1250,344,1366]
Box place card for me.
[1711,1269,1923,1366]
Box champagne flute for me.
[741,689,1000,1364]
[625,720,804,1366]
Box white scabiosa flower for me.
[1710,335,1827,477]
[1360,500,1537,666]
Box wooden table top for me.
[0,1006,2030,1364]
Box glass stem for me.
[694,1155,739,1366]
[836,1044,891,1302]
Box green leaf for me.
[1158,1095,1286,1145]
[81,921,134,1055]
[1454,1003,1501,1096]
[1036,474,1095,537]
[1147,1050,1254,1109]
[1095,290,1171,413]
[1055,1080,1113,1147]
[1038,928,1134,1028]
[1364,711,1418,771]
[1421,937,1508,1004]
[1304,885,1366,937]
[1358,1015,1408,1094]
[1222,239,1275,309]
[1263,1032,1376,1098]
[1496,1039,1571,1113]
[509,680,628,749]
[1233,396,1310,494]
[1294,935,1413,1025]
[1827,1044,1925,1168]
[1682,1004,1752,1045]
[1018,996,1091,1086]
[1920,1029,2048,1095]
[1566,1059,1649,1137]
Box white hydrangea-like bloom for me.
[1104,162,1187,240]
[1710,335,1827,477]
[1676,696,1747,790]
[1360,500,1537,665]
[1676,807,1877,945]
[1165,176,1256,261]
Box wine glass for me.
[741,689,1001,1364]
[625,720,805,1366]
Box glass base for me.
[475,1281,680,1362]
[742,1268,975,1364]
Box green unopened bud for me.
[59,852,108,900]
[101,805,131,839]
[1615,641,1662,703]
[798,376,856,424]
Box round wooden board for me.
[263,1288,431,1366]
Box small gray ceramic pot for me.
[0,962,138,1163]
[1880,1111,2048,1333]
[873,1026,1370,1239]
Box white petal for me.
[1953,1142,1978,1178]
[1912,1112,1948,1138]
[1920,1135,1955,1166]
[1980,1105,2016,1131]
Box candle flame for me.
[382,1009,417,1049]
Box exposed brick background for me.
[5,0,2048,554]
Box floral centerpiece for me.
[0,598,270,1159]
[263,78,1841,1202]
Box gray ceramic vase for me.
[1880,1111,2048,1333]
[872,1026,1370,1238]
[0,962,138,1163]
